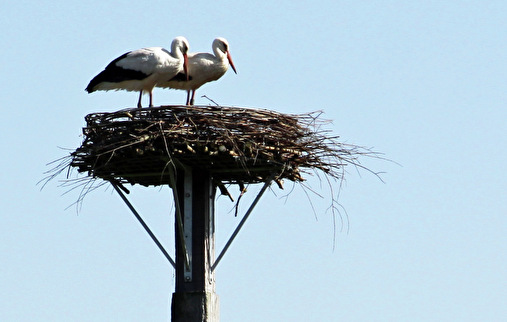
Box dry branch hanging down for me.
[56,105,379,188]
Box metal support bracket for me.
[166,160,193,280]
[110,181,176,268]
[183,169,193,282]
[211,174,275,272]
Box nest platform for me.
[69,105,358,187]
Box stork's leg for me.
[149,91,153,107]
[185,91,191,105]
[190,90,196,106]
[137,91,143,108]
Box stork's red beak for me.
[183,53,189,81]
[227,52,237,74]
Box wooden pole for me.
[171,167,219,322]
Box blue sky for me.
[1,1,506,321]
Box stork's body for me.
[86,37,189,108]
[160,37,236,105]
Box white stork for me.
[159,37,237,105]
[86,36,189,108]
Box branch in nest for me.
[215,180,234,202]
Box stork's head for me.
[213,37,237,74]
[173,36,190,81]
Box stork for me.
[160,37,236,105]
[86,37,189,108]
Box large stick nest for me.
[65,105,374,187]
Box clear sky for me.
[1,1,506,321]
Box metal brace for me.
[211,174,275,272]
[110,181,176,268]
[183,169,193,282]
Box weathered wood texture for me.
[171,168,218,322]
